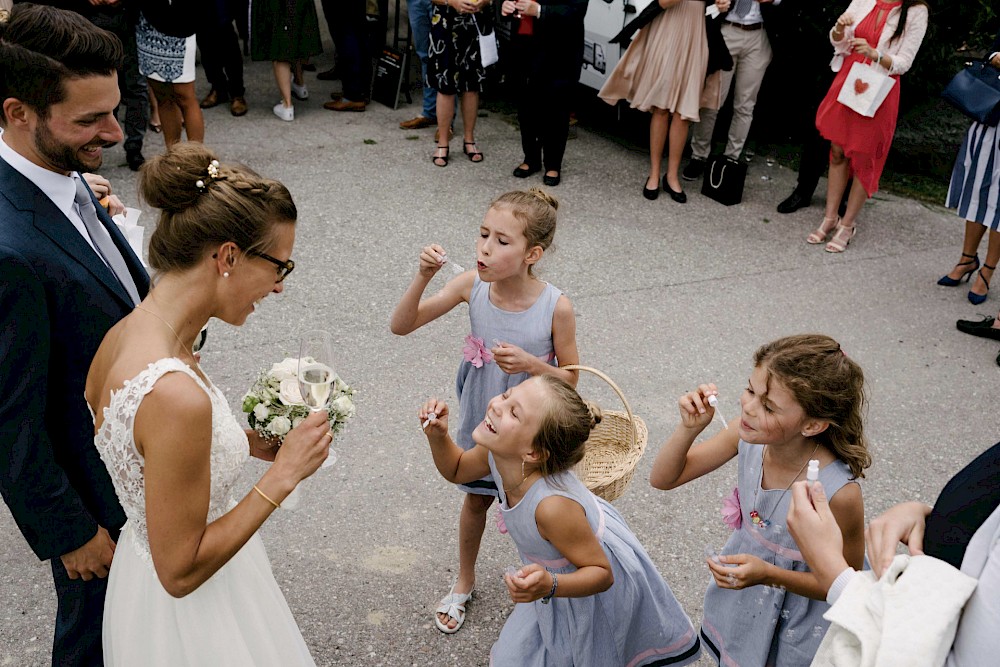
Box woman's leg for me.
[434,92,455,165]
[824,143,851,221]
[293,60,305,88]
[648,109,669,191]
[664,112,689,192]
[540,78,573,176]
[172,82,204,143]
[460,91,482,161]
[437,493,494,630]
[148,79,183,146]
[273,61,292,108]
[837,177,869,230]
[944,221,989,281]
[970,228,1000,299]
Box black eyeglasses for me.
[248,250,295,282]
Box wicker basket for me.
[564,365,647,502]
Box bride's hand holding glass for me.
[269,410,332,488]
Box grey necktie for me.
[74,178,141,306]
[734,0,753,18]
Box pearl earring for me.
[223,272,230,278]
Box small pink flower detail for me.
[721,487,742,530]
[463,334,494,368]
[496,509,508,535]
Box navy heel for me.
[938,253,979,286]
[968,263,995,305]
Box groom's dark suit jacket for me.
[0,156,150,562]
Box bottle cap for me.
[806,459,820,483]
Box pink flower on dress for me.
[721,487,742,530]
[496,509,508,535]
[463,334,494,368]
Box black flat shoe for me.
[513,163,540,178]
[956,316,1000,341]
[662,176,686,203]
[642,181,659,200]
[542,172,560,187]
[777,190,810,214]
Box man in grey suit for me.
[0,5,149,664]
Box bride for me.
[85,143,330,665]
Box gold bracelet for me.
[252,484,281,510]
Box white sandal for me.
[434,585,473,634]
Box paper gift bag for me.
[701,155,747,206]
[837,61,895,118]
[474,16,498,67]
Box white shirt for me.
[0,132,114,257]
[726,0,781,27]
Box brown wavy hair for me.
[754,334,871,479]
[138,143,297,275]
[532,375,602,477]
[489,188,558,277]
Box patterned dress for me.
[489,455,702,667]
[426,6,493,94]
[700,441,856,667]
[92,358,314,665]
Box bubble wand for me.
[707,394,728,430]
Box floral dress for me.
[426,5,493,94]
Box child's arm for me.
[505,495,613,602]
[491,295,580,386]
[390,244,473,335]
[419,398,491,485]
[650,384,740,490]
[708,482,865,600]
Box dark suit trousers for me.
[510,37,574,173]
[50,558,109,667]
[795,72,840,197]
[322,0,370,101]
[197,0,246,98]
[89,11,147,154]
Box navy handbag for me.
[941,60,1000,127]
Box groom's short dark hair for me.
[0,3,123,122]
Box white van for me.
[579,0,658,91]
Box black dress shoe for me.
[542,172,560,187]
[681,158,705,181]
[513,163,540,178]
[956,316,1000,341]
[126,149,145,172]
[777,190,811,214]
[642,181,659,200]
[317,67,341,81]
[663,176,686,203]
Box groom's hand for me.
[60,526,116,580]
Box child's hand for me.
[419,397,450,436]
[491,341,536,376]
[418,244,448,278]
[678,384,719,430]
[504,563,552,602]
[707,553,768,590]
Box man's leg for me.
[50,558,109,667]
[409,0,437,120]
[722,28,772,160]
[688,25,743,163]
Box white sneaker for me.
[272,102,294,122]
[291,81,309,100]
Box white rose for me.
[268,415,292,436]
[330,395,355,420]
[270,358,302,382]
[253,403,270,421]
[278,379,304,406]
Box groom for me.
[0,5,149,665]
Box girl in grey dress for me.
[391,189,580,633]
[420,376,701,666]
[650,334,872,666]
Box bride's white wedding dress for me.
[92,358,315,666]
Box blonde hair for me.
[139,143,297,275]
[532,375,602,476]
[753,334,871,479]
[489,188,558,276]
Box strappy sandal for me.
[434,585,473,634]
[938,253,980,286]
[463,141,484,163]
[968,262,995,305]
[807,216,839,245]
[825,224,855,253]
[432,146,449,168]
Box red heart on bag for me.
[854,79,869,95]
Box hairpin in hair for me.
[195,160,221,192]
[0,9,10,24]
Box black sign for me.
[372,46,406,110]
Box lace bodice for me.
[92,358,249,564]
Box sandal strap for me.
[961,252,978,259]
[436,592,471,620]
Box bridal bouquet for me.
[242,357,356,444]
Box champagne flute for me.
[298,330,337,468]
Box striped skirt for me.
[947,121,1000,231]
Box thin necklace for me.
[133,305,193,360]
[749,443,820,529]
[503,460,537,494]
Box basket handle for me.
[561,365,637,451]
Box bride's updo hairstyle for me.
[139,142,297,274]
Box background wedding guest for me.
[251,0,322,121]
[600,0,732,202]
[427,0,492,167]
[786,440,1000,666]
[322,0,370,112]
[0,6,150,663]
[501,0,587,187]
[399,0,439,129]
[197,0,248,117]
[137,0,204,146]
[810,0,928,253]
[682,0,781,182]
[940,31,1000,305]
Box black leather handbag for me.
[701,155,747,206]
[941,60,1000,127]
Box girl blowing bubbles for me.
[650,334,871,667]
[390,189,580,633]
[420,377,702,667]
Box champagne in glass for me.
[298,330,337,468]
